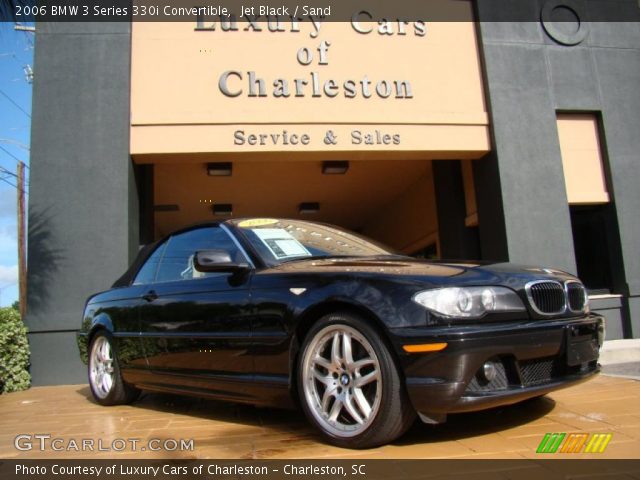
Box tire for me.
[88,331,140,406]
[297,313,416,448]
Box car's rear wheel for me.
[88,331,139,405]
[298,313,415,448]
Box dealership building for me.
[26,1,640,384]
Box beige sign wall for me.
[130,8,489,156]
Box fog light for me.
[598,318,606,347]
[482,361,497,383]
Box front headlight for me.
[413,286,526,319]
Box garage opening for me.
[133,156,482,259]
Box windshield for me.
[230,219,398,266]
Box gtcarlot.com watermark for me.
[14,434,194,453]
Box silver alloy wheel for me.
[301,324,382,438]
[89,336,115,399]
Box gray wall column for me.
[475,19,577,275]
[433,161,480,260]
[472,152,509,262]
[27,22,136,385]
[476,2,640,338]
[591,40,640,337]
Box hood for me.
[267,256,466,277]
[265,256,578,287]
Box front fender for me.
[292,278,428,331]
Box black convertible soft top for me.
[111,241,160,288]
[110,221,224,288]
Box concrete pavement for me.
[600,339,640,380]
[0,374,638,459]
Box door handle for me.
[141,290,158,302]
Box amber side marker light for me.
[402,343,448,353]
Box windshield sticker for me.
[253,228,312,259]
[238,218,279,228]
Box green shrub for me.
[0,307,31,393]
[77,318,90,365]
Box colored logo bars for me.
[536,433,613,454]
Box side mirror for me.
[193,250,250,273]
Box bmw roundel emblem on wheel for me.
[302,323,383,437]
[299,315,415,448]
[77,218,603,448]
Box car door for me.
[138,226,253,399]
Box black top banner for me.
[1,0,639,22]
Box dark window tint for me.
[411,243,438,260]
[133,243,167,285]
[155,227,245,283]
[570,205,617,294]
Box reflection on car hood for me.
[267,257,464,276]
[266,257,575,281]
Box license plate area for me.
[566,322,599,367]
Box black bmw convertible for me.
[77,218,604,448]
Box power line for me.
[0,143,30,174]
[0,174,28,194]
[0,88,31,118]
[0,138,29,152]
[0,138,31,170]
[0,145,24,164]
[0,176,18,189]
[0,163,17,175]
[0,163,28,194]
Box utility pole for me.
[17,161,26,318]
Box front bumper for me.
[390,314,604,419]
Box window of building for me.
[570,205,615,294]
[557,113,609,204]
[558,113,623,295]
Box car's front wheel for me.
[88,331,139,405]
[298,313,415,448]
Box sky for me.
[0,21,32,307]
